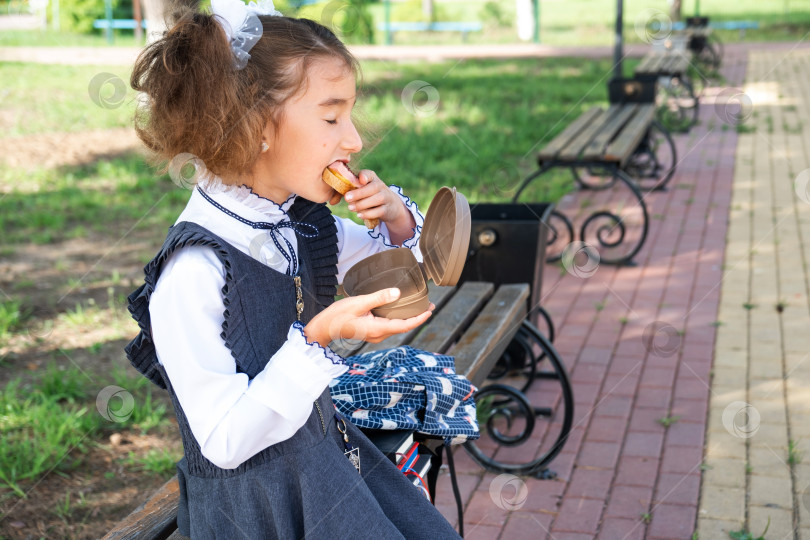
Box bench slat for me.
[359,283,457,354]
[559,105,623,161]
[101,477,180,540]
[605,105,656,166]
[582,105,638,160]
[649,54,666,73]
[537,107,604,163]
[410,282,494,354]
[635,54,657,73]
[452,284,529,387]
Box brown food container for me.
[342,186,471,319]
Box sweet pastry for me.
[322,162,379,229]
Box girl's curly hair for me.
[131,8,359,182]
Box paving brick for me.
[748,445,792,478]
[463,489,512,527]
[639,366,677,388]
[654,472,701,506]
[548,451,576,481]
[647,504,697,539]
[604,485,653,519]
[552,497,604,533]
[579,346,614,365]
[673,376,711,401]
[597,517,646,540]
[665,420,706,448]
[500,512,553,540]
[461,523,504,540]
[696,518,745,540]
[701,458,746,489]
[624,431,665,459]
[749,474,794,509]
[594,394,634,419]
[670,398,709,425]
[577,441,621,469]
[572,362,608,385]
[628,407,669,433]
[635,386,672,409]
[602,373,639,396]
[566,466,615,500]
[514,478,565,514]
[586,416,628,444]
[698,484,745,521]
[615,456,659,488]
[546,532,595,540]
[661,444,703,474]
[748,505,794,540]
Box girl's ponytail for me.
[131,7,244,177]
[131,7,358,182]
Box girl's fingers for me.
[328,191,343,206]
[349,191,387,212]
[352,287,401,313]
[365,309,432,342]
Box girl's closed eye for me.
[325,119,337,125]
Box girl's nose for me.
[343,120,363,154]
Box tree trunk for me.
[422,0,433,21]
[141,0,167,43]
[669,0,682,22]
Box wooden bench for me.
[104,281,572,539]
[512,98,674,265]
[634,48,699,132]
[377,21,482,43]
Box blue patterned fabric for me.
[330,346,480,445]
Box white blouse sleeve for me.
[335,185,425,284]
[149,246,348,470]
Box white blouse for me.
[149,183,424,469]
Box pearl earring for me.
[261,142,269,153]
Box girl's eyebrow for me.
[318,96,357,107]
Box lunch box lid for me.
[419,186,471,287]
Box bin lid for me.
[419,186,471,286]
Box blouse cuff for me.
[367,185,424,255]
[245,323,348,419]
[289,321,348,370]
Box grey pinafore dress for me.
[125,198,461,539]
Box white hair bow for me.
[211,0,282,70]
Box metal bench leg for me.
[657,76,699,133]
[464,321,574,479]
[625,120,678,191]
[573,166,649,265]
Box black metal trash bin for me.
[458,202,553,314]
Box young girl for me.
[124,0,462,537]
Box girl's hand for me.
[344,170,416,245]
[303,288,433,348]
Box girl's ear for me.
[261,119,276,149]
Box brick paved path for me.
[437,44,810,539]
[698,48,810,540]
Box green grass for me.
[657,415,680,428]
[0,56,621,245]
[0,29,143,47]
[0,155,190,246]
[122,448,181,478]
[0,299,23,343]
[0,63,136,137]
[730,518,770,540]
[350,57,621,207]
[0,364,171,499]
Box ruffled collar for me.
[227,185,297,216]
[197,182,298,224]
